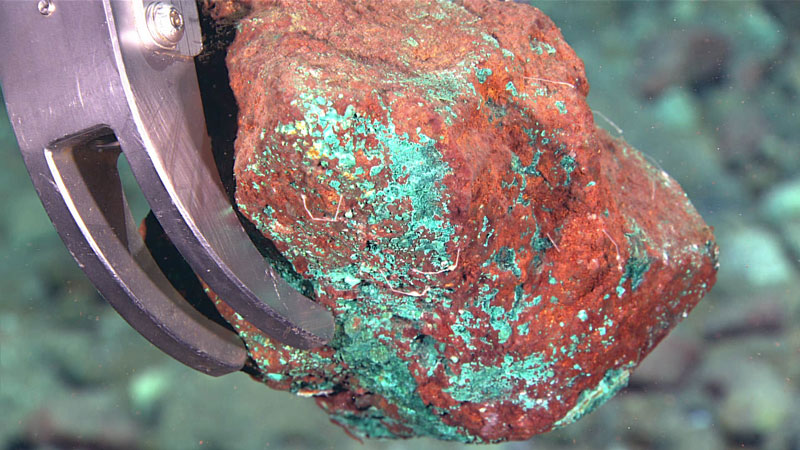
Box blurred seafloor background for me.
[1,1,799,449]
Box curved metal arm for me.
[45,126,247,376]
[104,0,334,349]
[0,0,333,373]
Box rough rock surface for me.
[211,0,718,442]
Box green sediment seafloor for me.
[2,1,799,448]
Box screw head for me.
[145,1,185,48]
[37,0,55,16]
[169,7,183,29]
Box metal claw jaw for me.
[0,1,334,376]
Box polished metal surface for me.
[144,2,185,49]
[37,0,55,16]
[0,0,334,372]
[133,0,201,56]
[0,1,245,376]
[47,126,248,376]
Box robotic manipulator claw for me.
[0,0,334,376]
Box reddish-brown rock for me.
[209,0,718,442]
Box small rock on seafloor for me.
[207,0,718,443]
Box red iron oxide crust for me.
[208,0,718,442]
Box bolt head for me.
[169,8,184,29]
[37,0,55,16]
[146,2,185,48]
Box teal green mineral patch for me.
[530,38,557,56]
[326,305,465,440]
[493,247,521,277]
[475,66,493,83]
[619,221,652,291]
[445,353,554,404]
[246,91,481,441]
[553,364,634,428]
[505,81,526,99]
[256,91,459,274]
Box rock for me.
[716,360,792,440]
[761,177,800,223]
[701,297,786,340]
[653,88,701,131]
[628,333,701,388]
[615,393,724,450]
[211,0,717,442]
[22,390,140,450]
[697,345,796,446]
[763,0,800,36]
[41,310,166,387]
[761,178,800,259]
[636,28,730,99]
[128,367,173,422]
[0,313,66,446]
[147,371,362,450]
[717,226,795,289]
